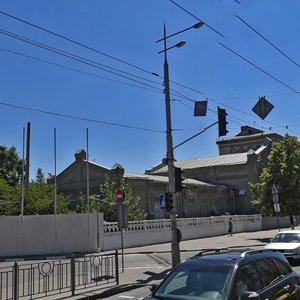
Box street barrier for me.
[0,252,119,300]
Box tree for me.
[249,134,300,216]
[0,168,70,216]
[0,145,23,186]
[78,176,146,222]
[0,178,20,215]
[36,167,46,184]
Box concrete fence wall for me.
[102,214,262,251]
[0,213,103,257]
[1,213,285,258]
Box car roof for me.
[275,230,300,234]
[181,248,286,267]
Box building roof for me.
[149,152,249,174]
[124,172,221,187]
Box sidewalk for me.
[69,226,287,299]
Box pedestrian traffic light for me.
[174,167,185,192]
[218,106,228,137]
[165,192,174,213]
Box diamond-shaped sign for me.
[252,96,274,120]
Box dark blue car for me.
[144,248,300,300]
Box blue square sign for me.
[159,194,166,209]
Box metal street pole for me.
[163,24,180,267]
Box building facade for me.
[53,126,283,219]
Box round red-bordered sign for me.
[115,187,125,203]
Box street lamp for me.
[157,22,203,267]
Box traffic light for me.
[174,167,185,192]
[218,106,228,137]
[165,192,174,213]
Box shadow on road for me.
[136,269,172,284]
[247,237,271,244]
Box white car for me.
[264,230,300,260]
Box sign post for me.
[115,187,126,272]
[272,184,280,231]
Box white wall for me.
[102,215,262,251]
[0,213,103,257]
[0,214,262,257]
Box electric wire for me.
[0,10,159,77]
[236,15,300,69]
[0,29,193,102]
[0,100,165,133]
[0,28,165,92]
[0,9,204,95]
[219,42,300,95]
[0,48,163,95]
[1,10,298,136]
[169,0,225,38]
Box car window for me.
[154,263,233,300]
[254,258,282,288]
[272,257,292,276]
[273,233,300,243]
[233,262,260,300]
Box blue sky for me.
[1,0,299,179]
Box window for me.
[254,258,282,288]
[272,258,292,276]
[233,262,260,299]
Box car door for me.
[253,258,292,300]
[272,257,300,299]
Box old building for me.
[147,126,283,215]
[53,126,283,218]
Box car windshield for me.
[152,262,233,300]
[272,233,300,243]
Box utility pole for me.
[25,122,31,192]
[157,21,204,267]
[163,24,180,267]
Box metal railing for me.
[0,251,119,300]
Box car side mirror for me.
[150,284,158,293]
[241,291,259,300]
[270,238,273,243]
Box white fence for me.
[102,214,262,251]
[0,213,103,257]
[0,214,262,258]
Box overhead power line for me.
[0,47,164,94]
[0,10,159,77]
[0,100,165,133]
[0,10,203,96]
[219,42,300,95]
[169,0,225,38]
[236,15,300,69]
[0,28,165,92]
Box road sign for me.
[252,96,274,120]
[274,203,280,213]
[115,187,125,203]
[272,184,279,204]
[159,194,166,209]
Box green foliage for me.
[249,134,300,216]
[25,181,70,215]
[0,178,20,215]
[87,176,146,222]
[36,167,46,184]
[0,145,23,186]
[0,168,70,215]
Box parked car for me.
[264,230,300,261]
[143,248,300,300]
